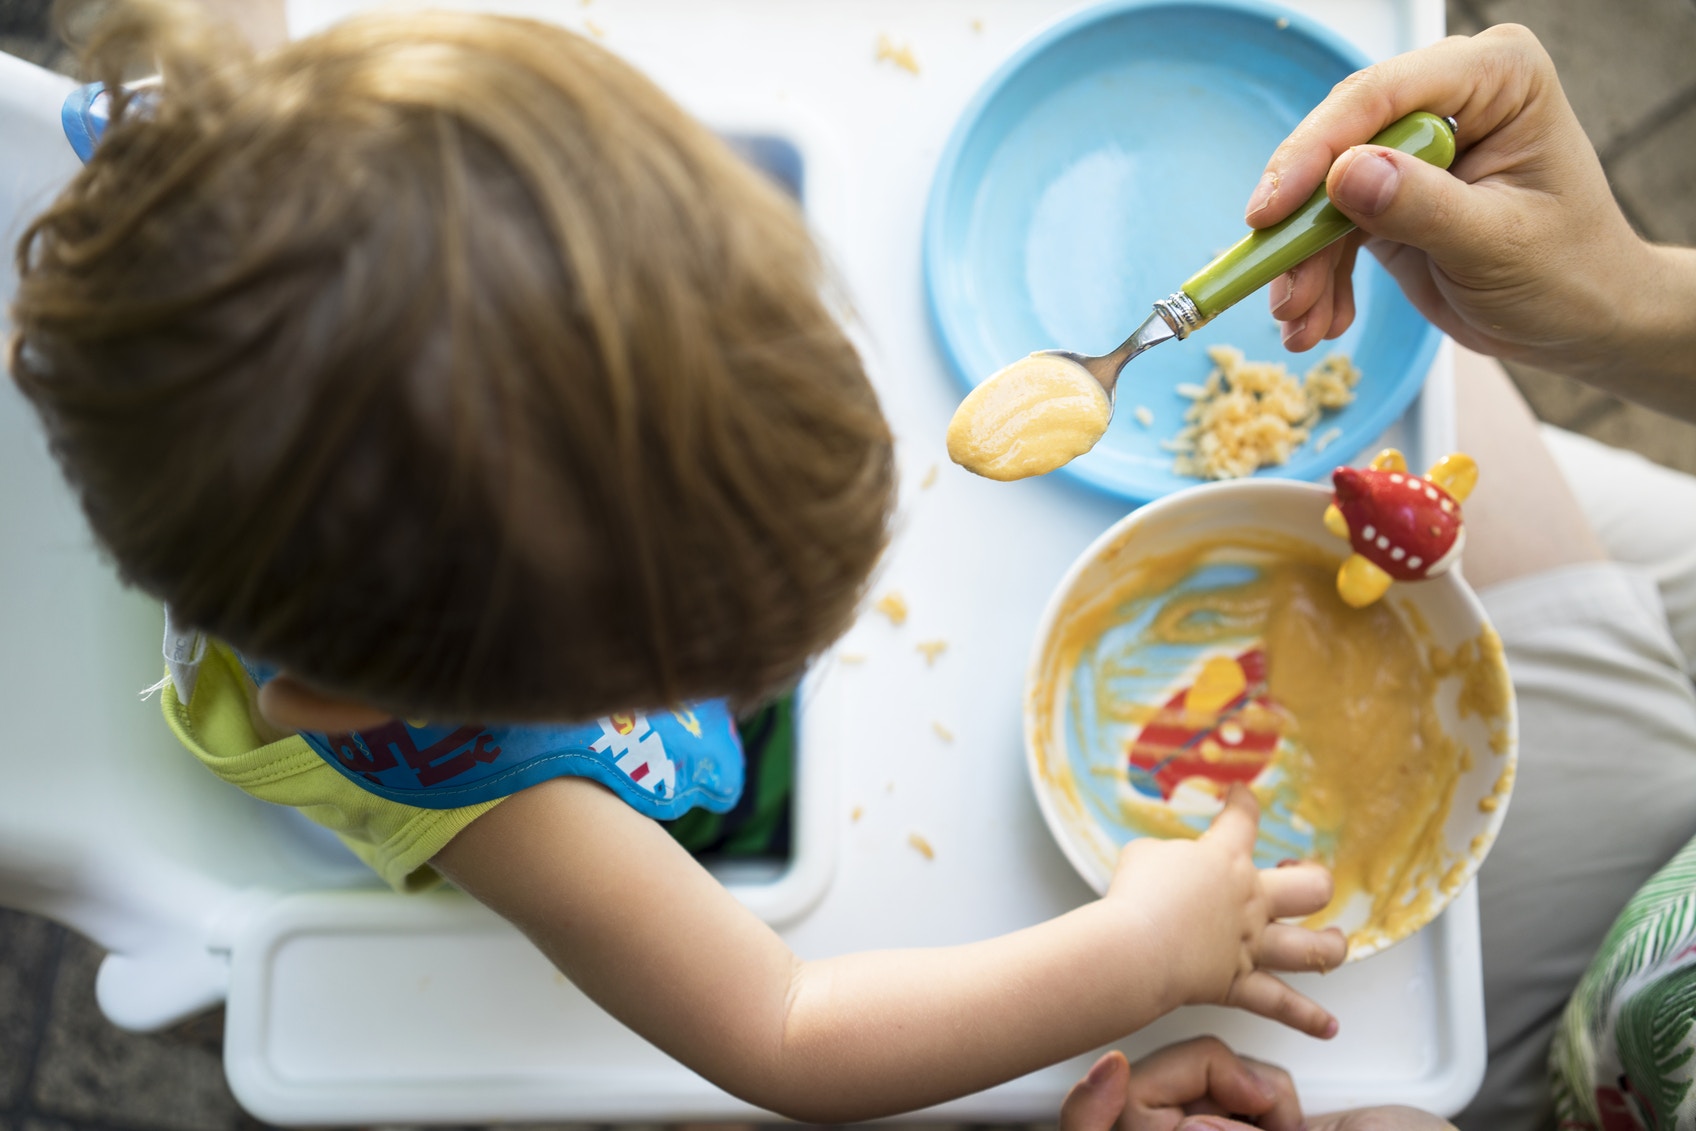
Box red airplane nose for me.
[1332,466,1365,503]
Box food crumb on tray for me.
[875,33,921,75]
[875,591,909,625]
[917,639,948,665]
[931,720,954,743]
[908,832,935,860]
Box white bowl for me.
[1024,477,1517,960]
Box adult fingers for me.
[1306,1105,1453,1131]
[1060,1050,1131,1131]
[1269,238,1361,346]
[1323,144,1520,283]
[1268,243,1341,324]
[1240,1058,1306,1131]
[1325,238,1361,340]
[1255,923,1349,974]
[1245,25,1554,227]
[1122,1038,1279,1131]
[1281,272,1335,352]
[1226,969,1338,1039]
[1363,239,1456,332]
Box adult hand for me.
[1246,25,1696,413]
[1059,1038,1304,1131]
[1306,1108,1458,1131]
[1177,1110,1454,1131]
[1058,1042,1456,1131]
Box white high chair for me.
[0,47,381,1038]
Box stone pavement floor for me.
[3,0,1696,1128]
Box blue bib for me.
[239,656,744,816]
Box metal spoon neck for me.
[1093,302,1185,395]
[1152,290,1205,339]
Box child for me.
[7,2,1346,1120]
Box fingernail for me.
[1179,1119,1236,1131]
[1249,1069,1278,1101]
[1271,273,1295,315]
[1277,857,1299,868]
[1281,316,1307,346]
[1245,169,1279,219]
[1324,1016,1340,1038]
[1333,147,1399,216]
[1084,1051,1119,1090]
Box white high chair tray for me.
[11,0,1482,1123]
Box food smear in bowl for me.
[1031,530,1513,956]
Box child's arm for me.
[432,778,1343,1124]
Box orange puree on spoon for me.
[946,354,1111,481]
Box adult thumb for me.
[1326,144,1497,271]
[1058,1051,1129,1131]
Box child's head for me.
[10,1,894,722]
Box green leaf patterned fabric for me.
[1553,833,1696,1129]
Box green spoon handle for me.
[1179,111,1457,323]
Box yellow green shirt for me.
[160,642,502,893]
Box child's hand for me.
[1060,1039,1305,1131]
[1106,785,1347,1037]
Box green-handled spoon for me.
[1047,111,1458,400]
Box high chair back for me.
[0,48,372,1034]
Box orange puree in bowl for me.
[1034,532,1511,953]
[1258,562,1466,949]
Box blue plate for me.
[924,0,1441,504]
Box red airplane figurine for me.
[1325,448,1479,608]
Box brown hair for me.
[10,1,895,721]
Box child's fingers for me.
[1254,923,1349,974]
[1259,859,1334,918]
[1200,784,1260,854]
[1225,969,1339,1039]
